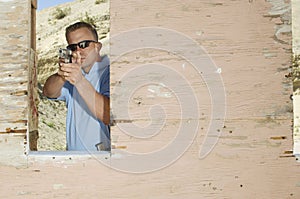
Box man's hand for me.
[58,52,83,85]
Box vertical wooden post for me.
[28,0,38,151]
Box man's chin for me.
[81,62,94,72]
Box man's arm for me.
[75,78,110,125]
[59,59,110,125]
[43,73,66,98]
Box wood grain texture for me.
[109,0,299,198]
[0,0,37,160]
[0,0,298,198]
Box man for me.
[43,22,110,151]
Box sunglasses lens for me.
[67,41,94,51]
[78,41,90,49]
[67,44,77,51]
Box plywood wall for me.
[109,0,300,198]
[292,0,300,156]
[0,0,37,165]
[0,0,299,198]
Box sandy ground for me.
[1,0,300,198]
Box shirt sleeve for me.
[99,65,110,98]
[49,81,72,102]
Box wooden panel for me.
[109,0,300,198]
[293,0,300,156]
[0,0,30,132]
[292,0,300,55]
[0,134,27,167]
[0,0,33,162]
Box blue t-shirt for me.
[56,55,110,151]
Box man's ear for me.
[96,42,102,52]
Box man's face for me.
[67,27,101,70]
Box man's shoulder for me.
[101,55,110,66]
[96,55,110,76]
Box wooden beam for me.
[31,0,37,9]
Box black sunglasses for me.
[66,40,97,51]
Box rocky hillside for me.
[36,0,110,150]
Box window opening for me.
[29,0,111,154]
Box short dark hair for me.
[65,22,98,41]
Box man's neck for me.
[82,65,92,74]
[82,55,102,74]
